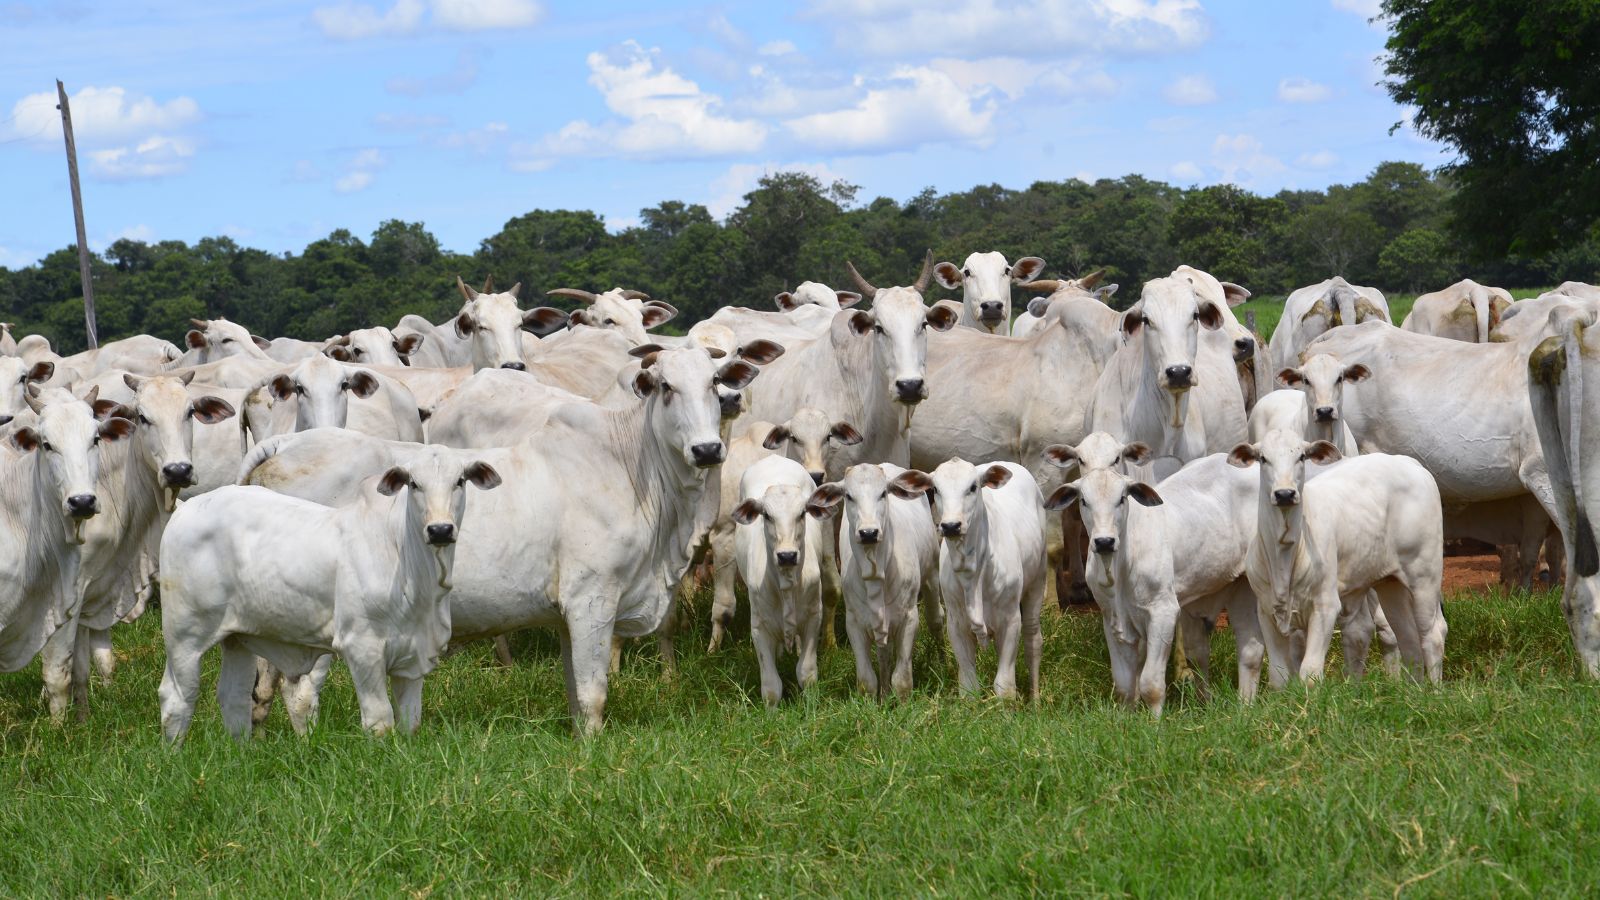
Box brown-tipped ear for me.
[454,312,477,337]
[731,498,763,525]
[1043,483,1080,511]
[1095,284,1119,303]
[926,303,958,332]
[464,460,502,490]
[1122,442,1152,465]
[568,309,593,329]
[848,310,875,336]
[185,330,207,349]
[773,291,798,312]
[26,361,54,384]
[716,360,759,391]
[761,425,792,451]
[933,261,963,290]
[829,421,863,445]
[191,396,236,424]
[456,275,477,303]
[327,345,354,362]
[737,339,784,365]
[628,343,666,359]
[91,398,125,420]
[632,369,658,398]
[1305,440,1342,465]
[347,371,380,399]
[640,301,677,329]
[705,347,728,359]
[1227,443,1259,468]
[268,374,296,402]
[1342,364,1371,383]
[122,373,144,393]
[1009,256,1046,282]
[1042,444,1079,468]
[377,466,411,496]
[251,335,271,351]
[1197,302,1223,331]
[806,483,846,518]
[98,416,136,442]
[1221,282,1251,306]
[1278,367,1305,386]
[888,469,932,499]
[981,464,1013,490]
[395,333,424,357]
[11,426,40,452]
[835,290,862,309]
[1127,482,1163,507]
[523,307,567,336]
[1122,308,1144,335]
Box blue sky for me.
[0,0,1447,267]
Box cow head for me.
[808,464,930,556]
[454,277,566,371]
[1277,353,1369,443]
[633,346,759,470]
[934,251,1046,333]
[376,450,501,583]
[267,354,381,432]
[1122,275,1231,393]
[12,389,134,542]
[551,286,676,348]
[0,357,55,427]
[923,458,1013,542]
[1228,428,1341,516]
[184,317,270,364]
[733,482,815,581]
[121,372,237,510]
[1042,432,1152,477]
[843,251,958,405]
[775,281,860,313]
[673,324,785,419]
[327,326,424,367]
[763,408,863,484]
[1043,467,1162,558]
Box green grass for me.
[3,586,1599,894]
[1236,287,1551,343]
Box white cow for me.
[1043,443,1266,714]
[158,447,502,741]
[918,459,1046,699]
[0,323,14,357]
[246,354,424,442]
[1230,430,1447,685]
[1010,271,1120,341]
[806,462,940,700]
[1496,290,1600,344]
[1555,281,1600,301]
[1269,277,1390,372]
[173,318,273,367]
[931,251,1047,335]
[451,278,569,370]
[0,357,57,426]
[730,455,826,707]
[393,314,465,368]
[325,327,425,367]
[1402,278,1513,343]
[701,284,853,350]
[263,337,327,363]
[1251,354,1369,457]
[545,286,676,349]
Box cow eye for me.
[92,435,101,445]
[872,324,884,334]
[41,441,53,452]
[339,381,349,391]
[962,267,971,277]
[138,413,152,425]
[294,384,305,395]
[604,318,616,326]
[352,348,364,356]
[967,484,976,494]
[880,490,888,500]
[222,338,233,344]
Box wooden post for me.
[1244,310,1257,333]
[56,79,97,350]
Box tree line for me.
[4,161,1598,355]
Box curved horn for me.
[547,288,599,303]
[844,260,878,298]
[912,249,935,294]
[189,318,209,329]
[1076,269,1106,290]
[481,275,495,293]
[456,276,478,303]
[620,289,651,301]
[24,385,44,414]
[1019,279,1063,294]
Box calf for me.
[157,447,501,741]
[1229,430,1447,685]
[931,251,1046,335]
[806,463,940,700]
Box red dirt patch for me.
[1443,554,1503,595]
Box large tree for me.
[1383,0,1600,255]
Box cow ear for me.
[933,261,963,290]
[377,466,412,496]
[628,343,666,360]
[464,461,502,490]
[1095,284,1119,303]
[806,483,846,518]
[1042,444,1078,469]
[716,360,759,391]
[251,335,271,350]
[761,425,792,451]
[888,469,932,499]
[190,396,237,424]
[926,303,958,332]
[1122,309,1144,336]
[835,290,862,309]
[1127,482,1163,507]
[981,464,1013,490]
[327,345,354,362]
[1197,302,1224,331]
[1122,442,1152,465]
[773,291,798,312]
[737,339,784,365]
[731,499,763,525]
[1009,257,1046,282]
[632,369,658,398]
[395,333,425,357]
[347,371,380,399]
[829,421,864,446]
[522,307,567,337]
[848,310,875,336]
[99,416,136,442]
[1342,364,1371,384]
[1278,367,1305,386]
[11,427,40,453]
[185,330,206,349]
[568,309,593,329]
[268,375,296,402]
[1227,443,1260,468]
[1305,440,1342,465]
[91,398,124,419]
[1027,298,1049,318]
[1221,282,1251,306]
[641,301,678,329]
[1043,483,1080,511]
[27,361,55,384]
[454,312,477,337]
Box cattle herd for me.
[2,253,1599,741]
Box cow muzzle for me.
[500,361,527,372]
[1092,536,1116,555]
[775,550,799,568]
[1314,406,1335,422]
[1163,364,1194,389]
[718,393,743,419]
[162,461,196,488]
[1233,337,1255,363]
[690,441,726,467]
[978,301,1004,324]
[67,494,98,518]
[856,527,880,545]
[940,521,963,538]
[894,378,926,404]
[426,522,457,546]
[1273,488,1298,507]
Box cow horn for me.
[456,276,478,303]
[189,318,209,329]
[844,261,878,298]
[547,288,598,303]
[1019,279,1063,294]
[621,289,651,301]
[24,386,44,414]
[481,275,495,293]
[912,249,934,294]
[1077,269,1106,290]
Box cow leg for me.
[891,610,917,701]
[817,520,841,651]
[69,627,93,721]
[608,635,623,675]
[557,628,581,724]
[1296,590,1342,682]
[944,593,982,697]
[39,612,80,724]
[285,654,333,736]
[158,646,205,745]
[88,626,116,682]
[794,584,822,695]
[567,614,615,737]
[390,675,424,735]
[1390,571,1447,683]
[1101,616,1138,706]
[1022,578,1044,702]
[1226,596,1265,703]
[1060,511,1093,607]
[1140,609,1177,717]
[217,637,258,740]
[844,609,878,698]
[1255,598,1295,689]
[751,621,784,709]
[1369,599,1402,677]
[656,594,679,681]
[707,528,738,652]
[1176,608,1214,702]
[343,645,396,737]
[492,635,514,667]
[920,582,946,665]
[252,657,280,728]
[991,604,1022,700]
[1338,594,1376,680]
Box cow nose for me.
[0,415,11,426]
[1164,364,1193,387]
[426,523,456,545]
[67,494,98,518]
[1233,337,1255,362]
[500,361,527,371]
[690,442,726,466]
[776,550,799,567]
[857,527,880,545]
[979,301,1003,319]
[719,394,743,418]
[1315,406,1335,421]
[1274,488,1298,506]
[161,462,196,486]
[1092,536,1116,554]
[809,471,824,485]
[895,378,925,402]
[940,521,962,537]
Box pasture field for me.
[3,585,1599,895]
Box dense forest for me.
[5,161,1598,355]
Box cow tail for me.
[1475,287,1493,344]
[1563,320,1597,576]
[236,433,288,485]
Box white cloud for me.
[1211,133,1284,184]
[1170,160,1203,181]
[311,0,540,38]
[783,66,996,153]
[88,135,195,180]
[311,0,424,38]
[707,162,847,218]
[707,14,749,50]
[289,159,322,182]
[8,85,199,144]
[1297,150,1338,169]
[109,224,155,244]
[759,40,797,56]
[431,0,542,30]
[1331,0,1381,17]
[1163,74,1217,106]
[373,112,451,131]
[335,171,375,193]
[334,148,386,193]
[931,57,1115,102]
[440,121,509,153]
[1277,77,1331,103]
[527,41,768,164]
